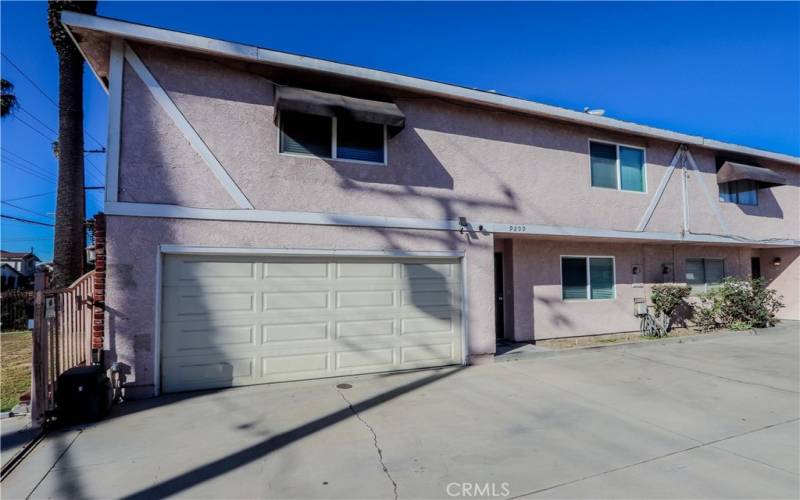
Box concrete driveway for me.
[3,323,798,499]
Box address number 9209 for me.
[507,225,527,232]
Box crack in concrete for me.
[337,389,399,500]
[508,417,800,499]
[623,351,798,394]
[26,429,83,500]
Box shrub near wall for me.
[693,277,784,332]
[650,284,691,331]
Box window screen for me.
[619,146,645,192]
[280,111,332,157]
[589,258,615,299]
[590,142,618,189]
[337,118,384,163]
[686,258,725,292]
[561,257,588,300]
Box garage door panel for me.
[263,291,329,311]
[162,255,463,392]
[262,322,329,343]
[264,261,330,278]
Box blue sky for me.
[1,1,798,261]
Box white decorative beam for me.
[637,145,683,232]
[685,149,730,234]
[123,44,254,209]
[104,37,124,203]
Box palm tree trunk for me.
[52,47,85,287]
[48,0,97,287]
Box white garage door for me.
[160,254,463,392]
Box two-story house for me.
[62,13,799,398]
[0,250,41,289]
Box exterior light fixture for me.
[772,257,782,267]
[458,217,468,234]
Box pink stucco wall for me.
[758,248,800,321]
[507,239,755,340]
[118,44,799,242]
[106,216,494,398]
[105,43,799,395]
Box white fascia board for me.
[159,245,464,259]
[61,12,800,167]
[105,201,800,247]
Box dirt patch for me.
[537,327,712,350]
[1,330,32,412]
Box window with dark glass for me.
[279,111,386,164]
[279,111,332,157]
[719,180,758,206]
[561,256,615,300]
[337,118,384,163]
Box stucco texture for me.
[118,44,799,242]
[105,216,493,397]
[506,239,755,341]
[758,248,800,321]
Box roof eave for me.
[61,11,800,167]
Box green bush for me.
[650,284,692,330]
[693,277,784,332]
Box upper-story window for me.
[279,111,386,165]
[719,180,758,206]
[589,140,646,192]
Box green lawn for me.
[1,330,32,412]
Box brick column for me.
[92,213,106,356]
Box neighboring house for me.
[63,14,799,398]
[0,250,41,288]
[1,263,26,290]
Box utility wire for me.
[17,105,57,136]
[1,52,58,107]
[11,115,56,143]
[2,201,54,219]
[2,52,106,148]
[1,158,56,183]
[2,191,55,202]
[1,151,57,181]
[1,214,54,227]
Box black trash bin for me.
[56,365,113,423]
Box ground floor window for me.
[685,258,725,292]
[561,256,615,300]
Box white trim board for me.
[105,38,124,203]
[123,44,254,209]
[60,11,800,167]
[686,149,730,234]
[105,201,800,247]
[637,146,683,231]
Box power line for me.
[11,115,56,143]
[1,52,58,107]
[2,201,54,219]
[17,105,57,136]
[1,52,106,148]
[2,191,55,202]
[1,214,54,227]
[84,156,104,178]
[1,151,58,182]
[1,158,56,183]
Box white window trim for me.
[277,111,389,166]
[685,258,726,293]
[588,139,648,194]
[559,255,617,302]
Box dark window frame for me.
[278,111,387,165]
[561,255,617,301]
